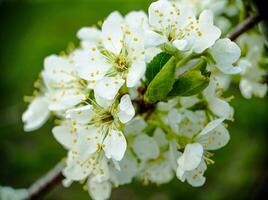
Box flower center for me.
[114,54,129,72]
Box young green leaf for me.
[145,56,177,103]
[168,70,210,97]
[145,52,172,84]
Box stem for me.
[228,14,262,41]
[23,161,65,200]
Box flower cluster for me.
[22,0,267,199]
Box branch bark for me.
[23,161,65,200]
[228,14,262,41]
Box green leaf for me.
[145,52,172,84]
[144,56,176,103]
[168,70,210,97]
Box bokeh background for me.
[0,0,267,199]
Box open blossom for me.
[147,0,221,53]
[176,118,230,186]
[238,34,268,98]
[72,11,146,105]
[53,94,135,172]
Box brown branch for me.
[23,161,65,200]
[228,14,262,41]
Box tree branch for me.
[228,14,262,41]
[23,161,65,200]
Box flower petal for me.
[87,180,112,200]
[198,124,230,150]
[94,76,125,101]
[193,10,221,53]
[123,117,147,136]
[118,95,135,124]
[199,118,225,136]
[77,27,101,43]
[103,129,127,161]
[177,143,203,171]
[109,151,138,186]
[126,60,146,88]
[148,0,177,31]
[52,122,77,149]
[125,11,149,29]
[210,38,241,74]
[49,89,86,111]
[22,96,49,132]
[132,134,160,161]
[43,55,76,88]
[101,11,124,55]
[66,105,94,125]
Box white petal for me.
[141,152,174,184]
[88,180,111,200]
[91,157,110,183]
[94,76,125,101]
[210,38,241,74]
[153,128,168,148]
[173,39,188,51]
[125,28,145,60]
[208,98,234,120]
[118,95,135,124]
[148,0,177,31]
[123,117,147,136]
[185,160,207,187]
[103,129,127,161]
[72,49,110,84]
[22,96,49,132]
[66,105,94,124]
[199,118,225,136]
[109,151,138,186]
[125,11,149,29]
[49,89,86,111]
[43,55,76,87]
[76,125,104,162]
[101,11,124,55]
[126,61,146,88]
[145,47,162,63]
[198,124,230,150]
[77,27,101,42]
[144,30,167,48]
[166,108,182,133]
[240,79,268,99]
[52,122,77,149]
[192,10,221,53]
[169,141,181,171]
[94,93,114,109]
[63,151,93,181]
[132,134,160,161]
[177,143,203,171]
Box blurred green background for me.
[0,0,267,199]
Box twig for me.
[228,14,262,41]
[23,161,65,200]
